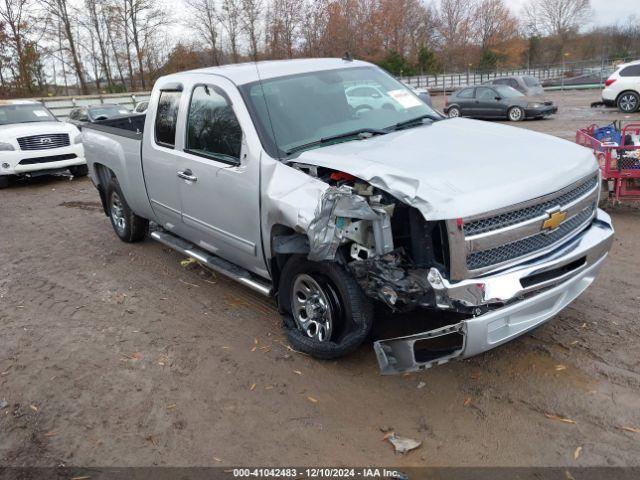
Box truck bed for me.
[83,113,146,139]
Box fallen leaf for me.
[166,404,177,410]
[545,413,576,424]
[293,370,302,375]
[250,347,257,352]
[470,372,481,380]
[307,396,318,403]
[146,435,158,446]
[618,426,640,433]
[264,386,274,390]
[254,338,259,345]
[44,431,56,437]
[570,340,579,345]
[417,381,426,389]
[71,476,91,480]
[213,457,222,463]
[463,397,472,407]
[565,470,575,480]
[580,323,587,328]
[180,257,197,268]
[386,433,421,454]
[555,365,568,371]
[381,431,394,441]
[250,383,256,391]
[30,405,38,412]
[574,446,582,460]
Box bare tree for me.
[218,0,242,63]
[523,0,591,40]
[241,0,262,61]
[474,0,518,49]
[435,0,477,69]
[185,0,220,65]
[0,0,36,93]
[44,0,89,94]
[85,0,113,88]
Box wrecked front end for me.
[264,162,614,375]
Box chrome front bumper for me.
[374,209,614,375]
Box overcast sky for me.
[505,0,636,26]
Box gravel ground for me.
[1,90,639,468]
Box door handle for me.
[177,169,197,182]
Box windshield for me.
[240,66,440,157]
[523,76,541,87]
[89,105,130,120]
[0,104,57,126]
[494,85,525,98]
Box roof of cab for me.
[159,58,374,87]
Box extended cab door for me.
[171,76,266,277]
[142,85,184,231]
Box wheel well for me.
[616,90,640,103]
[269,225,297,298]
[93,163,116,216]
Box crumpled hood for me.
[295,118,597,220]
[0,121,80,139]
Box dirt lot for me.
[1,90,639,468]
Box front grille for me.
[464,174,598,236]
[466,204,595,270]
[17,134,70,151]
[19,154,77,165]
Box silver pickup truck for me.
[83,58,614,374]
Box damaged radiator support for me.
[307,185,395,262]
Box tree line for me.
[1,0,639,98]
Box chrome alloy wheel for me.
[509,107,523,121]
[291,274,334,342]
[110,191,126,233]
[619,94,638,112]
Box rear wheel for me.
[508,106,525,122]
[447,106,461,118]
[70,164,88,177]
[617,92,640,113]
[279,256,374,359]
[106,178,148,243]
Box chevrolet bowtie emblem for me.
[542,210,567,231]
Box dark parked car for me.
[483,75,545,97]
[67,104,131,128]
[444,85,557,122]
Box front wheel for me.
[279,257,374,359]
[617,92,640,113]
[0,176,9,189]
[106,178,149,243]
[508,106,525,122]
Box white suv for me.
[602,60,640,113]
[0,100,87,188]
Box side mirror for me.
[495,96,502,101]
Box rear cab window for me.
[155,90,182,148]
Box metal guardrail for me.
[29,92,151,120]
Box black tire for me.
[106,177,148,243]
[508,106,525,122]
[447,106,461,118]
[617,91,640,113]
[0,176,9,189]
[70,164,89,177]
[278,256,374,360]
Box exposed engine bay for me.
[289,162,474,315]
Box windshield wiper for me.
[285,128,387,156]
[393,114,440,131]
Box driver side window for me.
[186,85,243,163]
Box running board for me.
[150,230,273,297]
